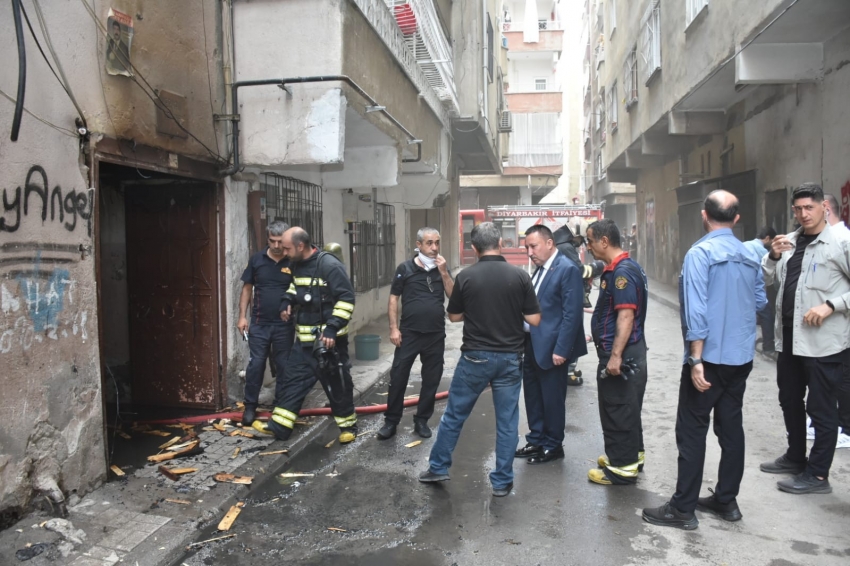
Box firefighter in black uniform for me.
[265,227,358,443]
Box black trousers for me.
[839,365,850,434]
[385,330,446,424]
[244,323,294,407]
[522,337,570,450]
[595,339,648,467]
[275,335,356,429]
[671,361,751,514]
[777,326,846,477]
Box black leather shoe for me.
[492,482,513,497]
[527,446,565,464]
[241,405,257,427]
[642,501,698,530]
[376,421,397,440]
[413,419,432,438]
[515,443,542,458]
[696,493,742,521]
[418,469,450,483]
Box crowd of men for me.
[237,182,848,528]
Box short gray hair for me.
[416,227,440,243]
[268,220,289,236]
[470,222,501,252]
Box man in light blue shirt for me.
[743,227,777,355]
[643,190,766,531]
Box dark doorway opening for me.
[97,162,223,433]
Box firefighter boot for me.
[339,427,358,444]
[241,404,257,427]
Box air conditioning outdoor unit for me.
[498,110,512,133]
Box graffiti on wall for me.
[0,253,87,354]
[1,165,93,237]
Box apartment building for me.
[0,0,499,521]
[460,0,565,228]
[584,0,850,284]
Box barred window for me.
[261,173,323,246]
[348,203,396,292]
[640,1,661,84]
[623,47,638,109]
[608,81,618,132]
[686,0,709,28]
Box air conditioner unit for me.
[498,110,512,132]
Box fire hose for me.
[138,390,450,426]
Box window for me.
[535,78,548,91]
[595,93,604,132]
[487,14,494,83]
[595,152,605,180]
[348,203,396,292]
[686,0,709,28]
[608,81,618,132]
[608,0,617,37]
[623,46,638,109]
[507,112,563,168]
[261,173,323,247]
[640,1,661,84]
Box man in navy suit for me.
[515,225,587,464]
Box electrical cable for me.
[20,4,71,104]
[0,87,78,137]
[78,0,224,162]
[10,0,26,141]
[31,0,87,127]
[200,0,221,157]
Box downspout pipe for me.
[220,75,423,176]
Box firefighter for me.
[263,227,358,443]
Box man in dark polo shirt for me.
[585,219,649,486]
[419,222,541,497]
[377,227,454,440]
[237,220,294,427]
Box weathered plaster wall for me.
[234,0,345,166]
[822,29,850,201]
[1,0,227,518]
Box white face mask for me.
[417,250,436,271]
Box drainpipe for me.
[482,0,488,138]
[219,75,423,176]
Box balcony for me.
[504,22,564,55]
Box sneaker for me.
[376,421,397,440]
[642,501,699,530]
[418,469,450,483]
[696,491,742,522]
[837,432,850,449]
[413,419,432,438]
[759,454,806,475]
[777,471,832,494]
[492,482,513,497]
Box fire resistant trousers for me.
[274,335,356,431]
[595,339,648,468]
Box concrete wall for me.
[510,57,558,91]
[0,0,227,517]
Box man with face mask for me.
[377,228,454,440]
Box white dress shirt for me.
[524,250,559,332]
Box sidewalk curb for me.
[647,288,679,313]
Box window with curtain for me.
[507,112,563,168]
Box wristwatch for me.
[826,300,835,312]
[687,356,703,367]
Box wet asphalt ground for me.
[175,294,850,566]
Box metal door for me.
[125,182,220,408]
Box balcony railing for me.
[502,20,564,32]
[507,81,562,93]
[385,1,459,112]
[351,0,454,125]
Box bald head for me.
[282,226,314,262]
[704,190,739,226]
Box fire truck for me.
[459,204,604,266]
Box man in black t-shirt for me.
[377,228,454,440]
[419,222,541,497]
[237,221,294,427]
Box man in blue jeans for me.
[418,222,541,497]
